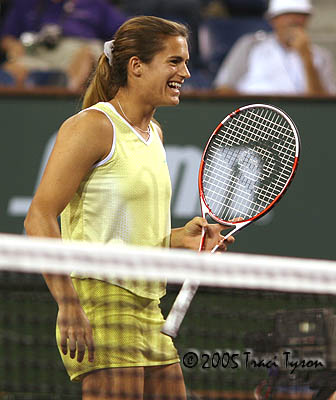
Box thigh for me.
[144,363,186,400]
[82,367,144,400]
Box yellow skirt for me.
[56,279,179,382]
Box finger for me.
[229,217,243,223]
[218,223,233,232]
[68,334,77,359]
[206,223,223,236]
[225,235,235,244]
[85,332,95,363]
[76,336,86,363]
[60,331,68,356]
[216,240,228,252]
[185,216,208,237]
[195,216,208,229]
[216,235,235,251]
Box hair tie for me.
[104,39,115,66]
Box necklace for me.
[117,99,150,136]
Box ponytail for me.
[82,54,118,109]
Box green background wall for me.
[1,93,335,260]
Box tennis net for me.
[1,233,336,400]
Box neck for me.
[115,98,152,137]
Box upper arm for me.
[29,110,113,218]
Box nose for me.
[181,63,191,79]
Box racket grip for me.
[211,224,243,252]
[199,226,206,252]
[161,280,200,338]
[211,244,219,253]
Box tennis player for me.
[24,16,235,400]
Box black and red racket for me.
[162,104,301,338]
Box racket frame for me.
[199,104,300,239]
[161,104,301,338]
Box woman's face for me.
[139,35,191,107]
[271,13,310,47]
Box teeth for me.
[168,82,182,89]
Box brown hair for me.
[82,16,189,109]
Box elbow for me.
[24,206,37,235]
[23,191,63,238]
[24,202,59,237]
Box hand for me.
[6,40,25,61]
[182,216,235,252]
[285,27,311,57]
[57,302,95,363]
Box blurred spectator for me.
[0,0,127,90]
[213,0,336,96]
[0,0,11,63]
[119,0,203,71]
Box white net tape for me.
[1,233,336,294]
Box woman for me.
[24,16,234,400]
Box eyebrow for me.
[168,56,189,62]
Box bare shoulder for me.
[59,108,113,140]
[58,108,113,160]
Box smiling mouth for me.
[168,81,182,90]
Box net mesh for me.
[1,233,336,400]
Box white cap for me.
[266,0,313,19]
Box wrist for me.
[58,297,81,310]
[170,227,187,249]
[299,46,312,60]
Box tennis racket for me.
[162,104,300,338]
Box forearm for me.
[67,46,95,91]
[43,273,81,309]
[1,35,17,50]
[301,50,327,95]
[24,205,81,308]
[1,35,24,58]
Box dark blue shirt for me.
[1,0,127,40]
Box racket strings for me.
[240,110,297,167]
[235,109,296,206]
[202,107,298,222]
[213,113,296,178]
[227,110,296,163]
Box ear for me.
[128,56,143,78]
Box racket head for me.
[199,104,300,229]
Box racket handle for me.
[211,243,220,253]
[199,226,206,252]
[211,228,234,253]
[211,223,248,252]
[161,279,200,338]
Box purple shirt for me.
[1,0,128,40]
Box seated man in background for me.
[213,0,336,96]
[0,0,127,90]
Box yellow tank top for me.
[61,102,172,299]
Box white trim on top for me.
[78,106,117,169]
